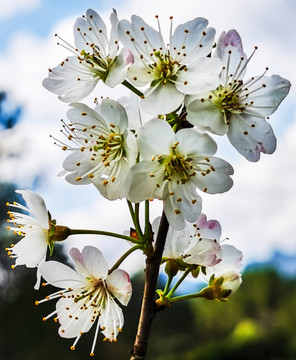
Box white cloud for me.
[0,0,41,19]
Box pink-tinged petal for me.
[176,57,222,95]
[138,118,175,159]
[186,98,228,135]
[220,271,242,295]
[184,238,221,266]
[13,230,48,268]
[195,213,222,240]
[217,29,244,55]
[70,246,109,280]
[16,190,49,229]
[141,83,184,115]
[211,244,243,276]
[57,296,94,338]
[38,260,85,289]
[106,269,132,306]
[228,114,276,161]
[176,129,217,157]
[214,30,247,81]
[248,75,291,116]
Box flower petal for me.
[106,269,132,306]
[248,75,291,116]
[195,213,222,240]
[176,57,222,95]
[186,98,228,135]
[138,118,175,159]
[70,246,109,280]
[38,260,85,288]
[13,230,48,268]
[141,83,184,115]
[228,114,276,161]
[16,190,49,229]
[56,296,94,338]
[42,57,99,103]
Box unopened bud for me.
[165,259,179,277]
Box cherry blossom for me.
[118,15,222,115]
[37,246,132,356]
[58,99,138,200]
[125,119,233,230]
[161,214,222,267]
[43,9,133,102]
[6,190,50,269]
[186,29,291,161]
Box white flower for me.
[162,213,222,267]
[43,9,134,102]
[6,190,50,269]
[125,119,233,230]
[204,241,243,296]
[186,29,291,161]
[118,15,222,115]
[59,99,138,200]
[37,246,132,356]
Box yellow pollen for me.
[175,209,181,214]
[70,346,75,351]
[43,317,47,322]
[192,199,197,204]
[35,301,39,306]
[103,180,108,186]
[90,353,95,356]
[81,112,87,116]
[88,174,94,178]
[54,318,58,322]
[111,177,116,182]
[62,146,67,151]
[11,265,15,269]
[76,177,82,181]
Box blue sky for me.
[0,0,295,271]
[0,0,122,50]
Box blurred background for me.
[0,0,296,359]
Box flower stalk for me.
[130,211,169,360]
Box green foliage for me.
[1,265,296,360]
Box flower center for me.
[80,49,114,81]
[159,144,194,183]
[151,51,181,85]
[210,83,246,124]
[93,128,126,166]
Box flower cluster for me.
[5,7,291,358]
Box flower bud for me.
[165,259,179,277]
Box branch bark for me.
[130,211,169,360]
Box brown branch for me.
[130,211,169,360]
